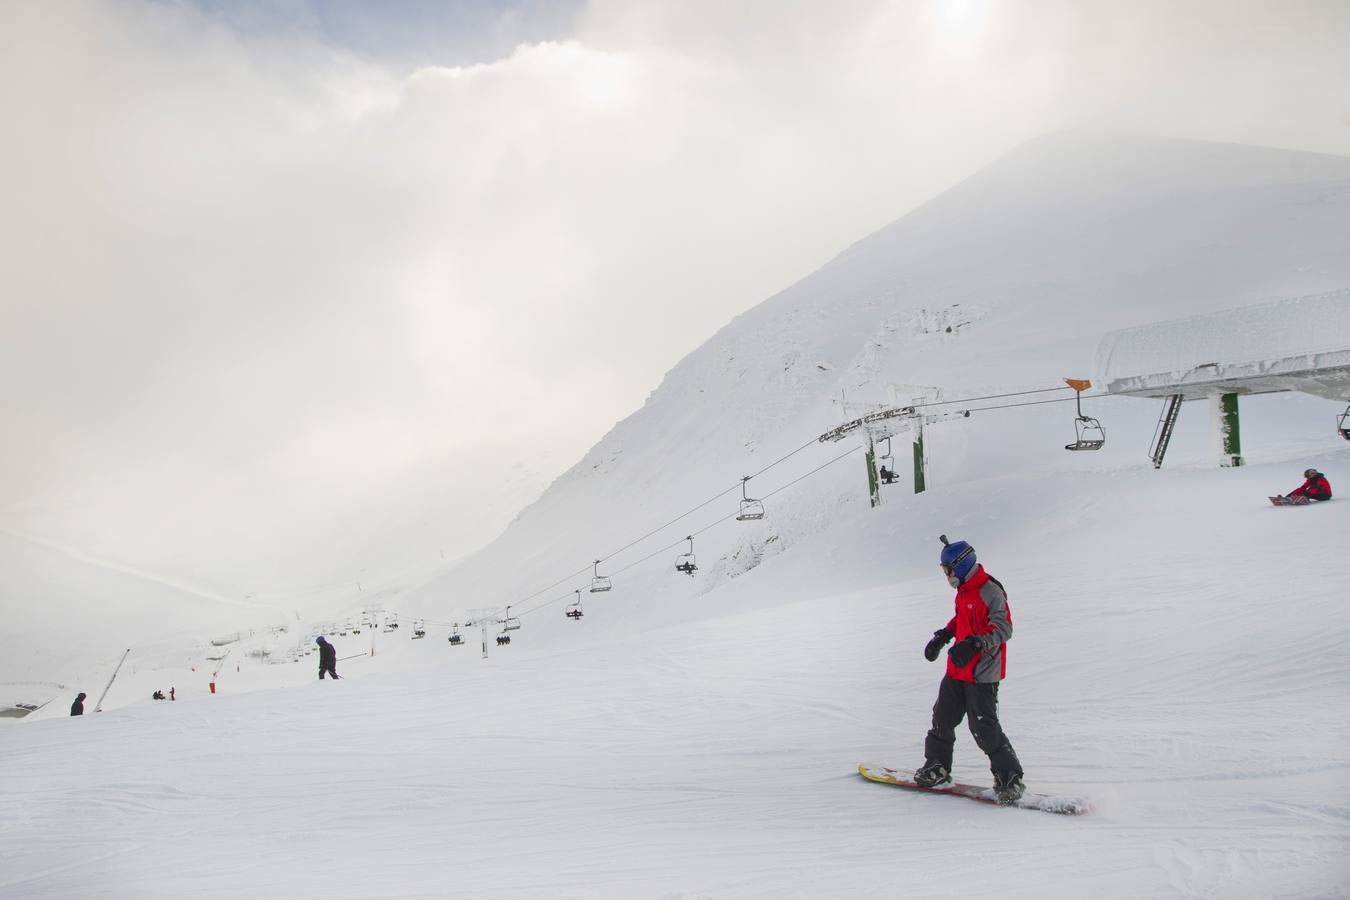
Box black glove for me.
[924,628,953,662]
[948,636,983,668]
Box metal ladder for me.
[1149,394,1183,469]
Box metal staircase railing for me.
[1149,394,1183,469]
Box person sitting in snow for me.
[913,535,1025,804]
[152,690,166,700]
[1285,468,1332,503]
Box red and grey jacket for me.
[944,565,1013,683]
[1290,475,1332,501]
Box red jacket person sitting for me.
[1288,468,1332,502]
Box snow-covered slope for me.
[2,133,1349,897]
[403,132,1350,628]
[0,530,290,704]
[2,450,1348,897]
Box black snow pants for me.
[319,665,338,680]
[924,675,1022,777]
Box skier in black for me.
[70,692,86,716]
[316,636,339,680]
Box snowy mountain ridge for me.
[401,131,1350,626]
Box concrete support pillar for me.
[1212,393,1243,467]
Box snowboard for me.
[1269,495,1310,506]
[857,763,1091,815]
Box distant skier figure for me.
[70,692,86,716]
[1286,468,1332,502]
[913,535,1025,804]
[152,690,166,700]
[316,636,340,680]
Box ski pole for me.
[337,652,367,662]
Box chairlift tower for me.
[823,388,963,503]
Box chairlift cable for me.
[464,385,1111,627]
[744,436,822,480]
[596,435,823,565]
[595,482,744,564]
[911,384,1074,410]
[511,444,862,621]
[616,446,861,569]
[963,393,1108,415]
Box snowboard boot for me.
[913,761,952,788]
[993,772,1025,805]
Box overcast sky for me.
[2,0,1347,602]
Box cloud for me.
[0,0,1346,601]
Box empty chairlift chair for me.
[736,476,765,521]
[501,606,521,631]
[1339,404,1350,441]
[1063,378,1105,451]
[589,560,612,593]
[566,590,584,620]
[675,536,698,576]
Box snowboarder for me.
[1283,468,1332,502]
[70,692,86,716]
[316,636,339,680]
[913,535,1025,804]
